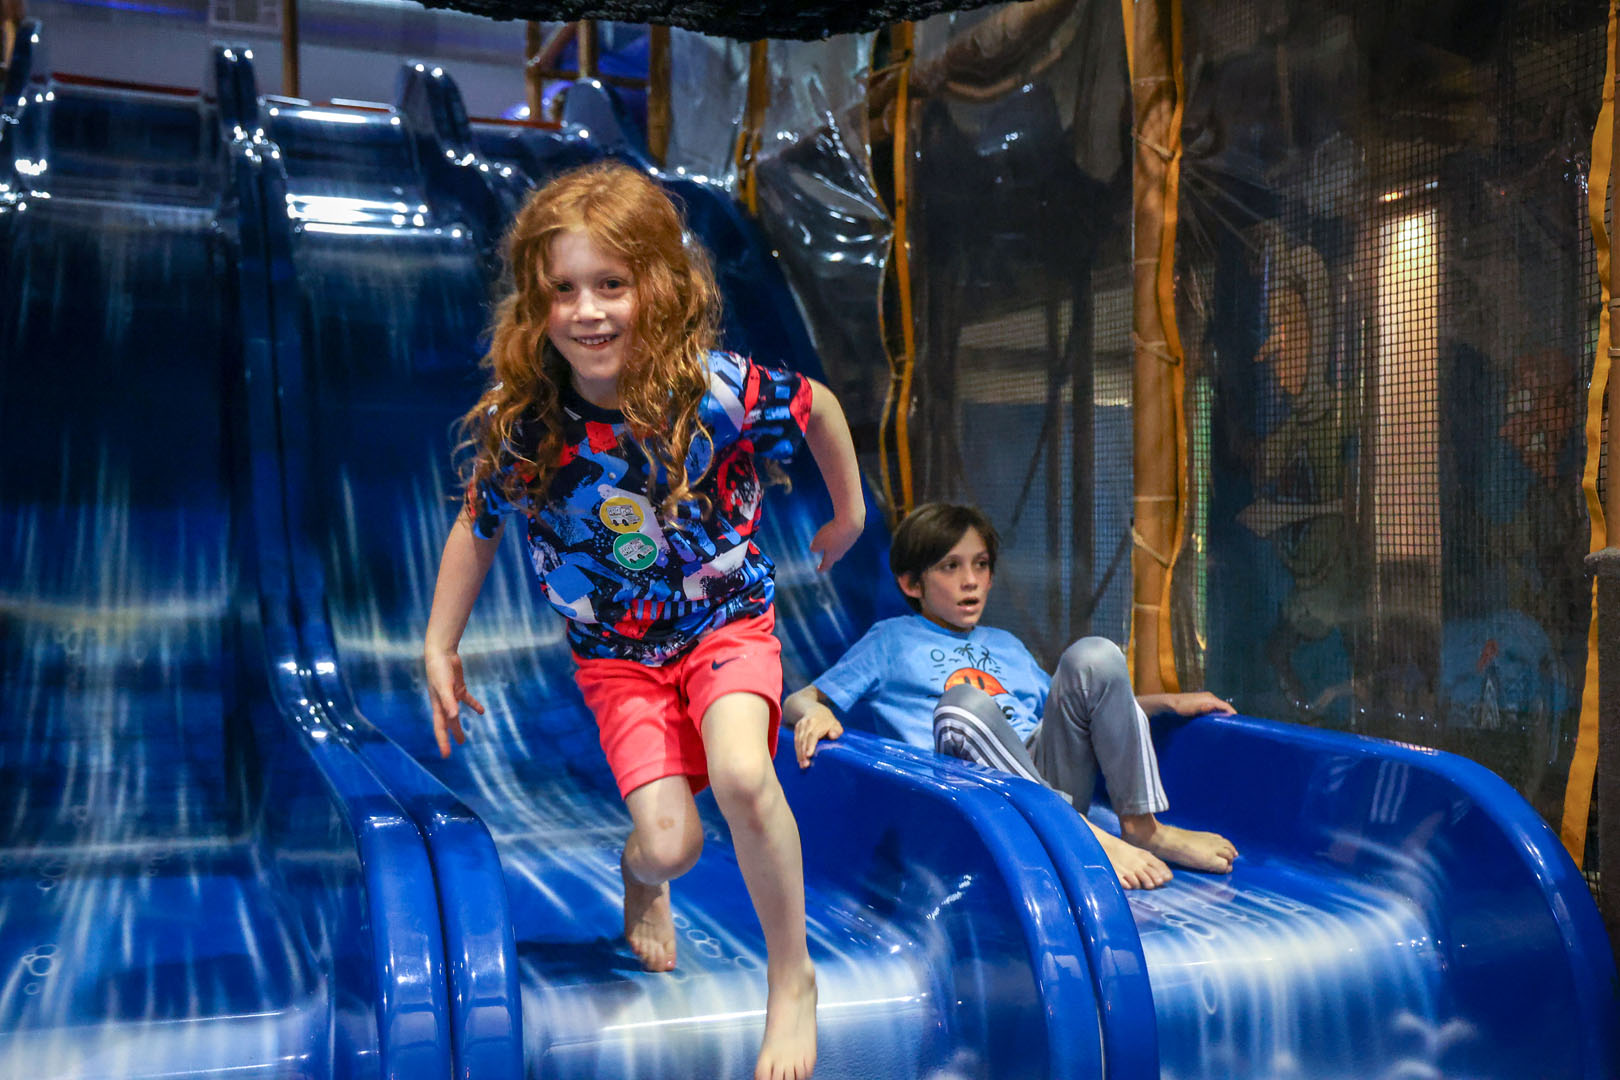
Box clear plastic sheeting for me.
[902,0,1134,663]
[1172,1,1606,832]
[753,35,893,471]
[664,29,747,189]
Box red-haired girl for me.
[423,161,861,1080]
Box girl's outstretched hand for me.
[808,515,864,572]
[424,648,484,757]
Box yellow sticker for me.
[599,496,644,534]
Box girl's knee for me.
[635,812,704,880]
[1057,636,1129,684]
[707,749,778,822]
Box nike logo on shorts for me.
[711,656,742,671]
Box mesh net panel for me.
[902,0,1134,665]
[1174,0,1605,839]
[660,0,1607,853]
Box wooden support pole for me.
[524,21,544,122]
[577,19,597,80]
[735,39,769,214]
[1593,35,1618,910]
[1598,39,1620,918]
[282,0,300,97]
[647,24,670,164]
[524,23,577,123]
[1565,0,1617,889]
[889,21,917,516]
[1597,0,1620,941]
[1127,0,1186,693]
[1610,41,1620,528]
[533,22,577,70]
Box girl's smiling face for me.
[544,228,636,409]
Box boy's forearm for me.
[804,379,864,525]
[424,513,502,655]
[782,683,832,728]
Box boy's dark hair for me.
[889,503,1001,612]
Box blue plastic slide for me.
[244,58,1099,1079]
[0,26,450,1077]
[1,22,1614,1078]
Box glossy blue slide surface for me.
[248,62,1101,1079]
[2,22,1615,1079]
[0,25,449,1079]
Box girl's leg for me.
[622,774,706,972]
[702,691,816,1080]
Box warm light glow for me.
[1374,208,1442,623]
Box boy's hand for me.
[424,648,484,757]
[1141,690,1235,718]
[808,514,864,572]
[793,703,844,768]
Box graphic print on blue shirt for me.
[466,350,810,665]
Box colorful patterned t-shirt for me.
[467,350,811,666]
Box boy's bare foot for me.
[621,851,677,972]
[756,959,817,1080]
[1084,817,1172,889]
[1120,815,1238,874]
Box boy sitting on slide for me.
[783,502,1238,889]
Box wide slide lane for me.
[0,29,451,1079]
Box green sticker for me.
[613,532,659,571]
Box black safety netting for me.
[1172,0,1606,836]
[413,0,1004,41]
[660,0,1609,850]
[674,3,1137,666]
[898,0,1136,665]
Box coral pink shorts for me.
[572,608,783,798]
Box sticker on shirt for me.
[613,532,660,570]
[599,496,645,534]
[944,667,1009,696]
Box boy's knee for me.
[636,813,704,880]
[933,684,1007,756]
[936,683,997,715]
[707,749,778,823]
[1056,636,1129,685]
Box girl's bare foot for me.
[621,851,677,972]
[1084,817,1172,889]
[756,959,817,1080]
[1120,815,1238,874]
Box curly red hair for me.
[459,161,721,521]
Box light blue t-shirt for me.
[814,614,1051,747]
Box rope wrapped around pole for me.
[1125,0,1186,694]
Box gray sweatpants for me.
[931,636,1169,816]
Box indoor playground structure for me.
[2,3,1619,1079]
